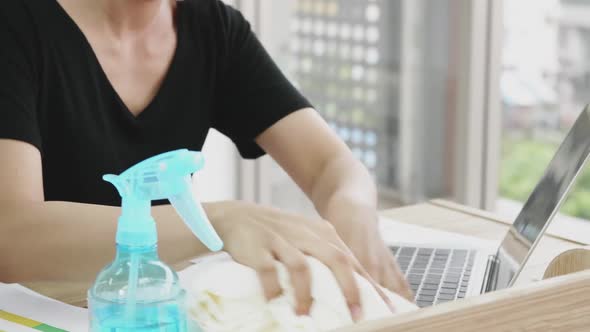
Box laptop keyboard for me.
[390,246,476,308]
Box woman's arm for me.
[0,200,213,283]
[257,108,413,300]
[0,139,370,318]
[0,139,214,282]
[255,109,376,212]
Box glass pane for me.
[275,0,402,188]
[500,0,590,221]
[256,0,401,214]
[256,0,461,213]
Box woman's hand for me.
[207,200,392,320]
[324,202,414,302]
[253,108,412,303]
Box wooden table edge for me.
[429,199,588,245]
[335,269,590,332]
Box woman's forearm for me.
[309,154,378,219]
[0,200,229,283]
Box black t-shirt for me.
[0,0,311,206]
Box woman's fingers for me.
[297,237,362,321]
[379,246,413,301]
[255,251,283,301]
[310,222,399,312]
[380,260,398,294]
[348,254,396,312]
[385,252,414,301]
[365,253,382,285]
[221,223,284,301]
[314,220,414,303]
[224,221,316,316]
[260,219,364,319]
[270,235,313,315]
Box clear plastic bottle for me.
[88,150,222,331]
[88,245,188,331]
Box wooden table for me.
[23,200,590,331]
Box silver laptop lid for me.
[490,105,590,292]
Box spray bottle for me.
[88,149,223,331]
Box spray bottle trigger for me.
[168,180,223,251]
[103,174,124,197]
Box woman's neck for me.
[60,0,175,39]
[98,0,169,33]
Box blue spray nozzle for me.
[104,149,223,251]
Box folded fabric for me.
[180,253,418,332]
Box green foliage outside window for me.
[500,138,590,220]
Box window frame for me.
[452,0,503,210]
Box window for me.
[287,0,399,188]
[250,0,465,213]
[236,0,589,232]
[499,0,590,222]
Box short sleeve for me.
[0,2,41,151]
[210,1,313,159]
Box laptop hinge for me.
[481,255,499,294]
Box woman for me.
[0,0,411,319]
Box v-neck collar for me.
[52,0,185,123]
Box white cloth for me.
[180,253,417,332]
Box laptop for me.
[390,105,590,308]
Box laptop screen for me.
[491,105,590,291]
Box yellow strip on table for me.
[0,310,67,332]
[0,310,40,327]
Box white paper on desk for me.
[379,217,497,250]
[0,283,88,332]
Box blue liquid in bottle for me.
[88,245,192,332]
